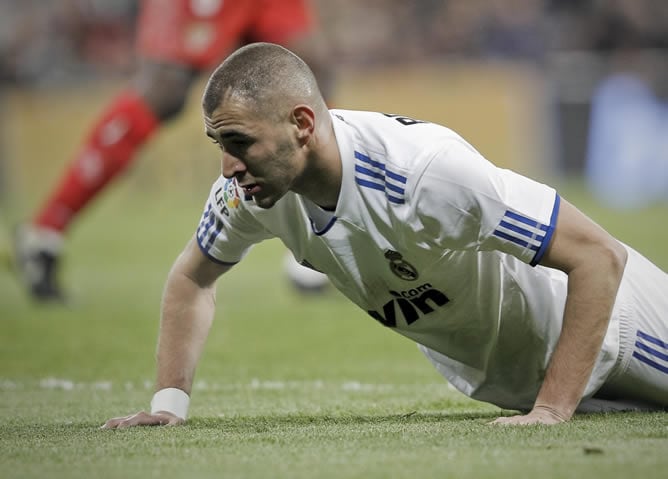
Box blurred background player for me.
[583,0,668,209]
[13,0,333,302]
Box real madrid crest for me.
[385,250,418,281]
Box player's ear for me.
[292,105,315,146]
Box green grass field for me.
[1,177,667,479]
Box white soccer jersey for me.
[196,109,632,410]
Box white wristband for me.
[150,388,190,420]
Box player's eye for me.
[224,138,251,156]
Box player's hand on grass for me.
[101,410,185,429]
[488,405,568,426]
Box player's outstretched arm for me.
[102,235,232,429]
[490,198,627,426]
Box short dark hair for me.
[202,42,321,117]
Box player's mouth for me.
[241,183,261,196]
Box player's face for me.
[204,99,305,209]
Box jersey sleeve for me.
[196,176,274,264]
[412,138,560,266]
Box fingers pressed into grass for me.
[100,411,184,429]
[488,409,566,426]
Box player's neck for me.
[293,121,341,210]
[296,160,340,211]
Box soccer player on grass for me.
[104,43,668,428]
[14,0,331,302]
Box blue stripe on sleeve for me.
[386,170,408,184]
[498,220,537,240]
[353,150,407,204]
[635,341,668,361]
[195,239,238,266]
[530,194,561,266]
[505,210,540,228]
[632,351,668,374]
[355,164,385,180]
[354,151,385,170]
[637,330,668,349]
[387,195,405,205]
[385,182,405,194]
[355,177,385,191]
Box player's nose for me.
[221,152,246,179]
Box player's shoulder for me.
[331,108,437,131]
[332,108,464,172]
[332,109,461,149]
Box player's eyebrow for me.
[206,130,250,142]
[218,131,254,145]
[220,131,251,140]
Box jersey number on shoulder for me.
[383,113,426,126]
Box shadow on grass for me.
[185,410,502,431]
[5,410,496,433]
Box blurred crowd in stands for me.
[0,0,138,84]
[1,0,666,206]
[1,0,666,83]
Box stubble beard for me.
[253,139,300,209]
